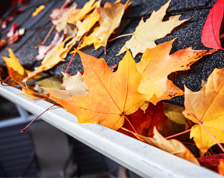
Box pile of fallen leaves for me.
[1,0,224,175]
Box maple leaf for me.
[80,0,131,49]
[79,26,101,49]
[76,6,100,38]
[36,33,64,61]
[2,49,29,83]
[23,37,77,82]
[118,0,188,57]
[48,50,144,130]
[32,5,45,17]
[51,2,77,34]
[50,0,75,20]
[67,0,99,24]
[122,102,167,137]
[137,39,215,105]
[183,68,224,154]
[125,127,199,165]
[44,72,88,99]
[2,49,50,99]
[201,0,224,50]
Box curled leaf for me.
[67,0,99,24]
[44,72,88,99]
[125,127,199,165]
[2,49,29,83]
[50,0,76,20]
[201,0,224,50]
[76,6,100,38]
[23,37,77,82]
[36,33,64,61]
[80,0,131,49]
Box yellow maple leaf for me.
[80,0,131,49]
[183,68,224,155]
[48,50,144,130]
[76,7,100,38]
[67,0,99,24]
[137,40,215,105]
[52,2,77,34]
[23,37,77,82]
[2,49,26,76]
[2,49,30,83]
[118,0,188,57]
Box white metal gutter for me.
[0,84,222,178]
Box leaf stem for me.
[165,129,191,139]
[108,33,133,42]
[188,113,224,153]
[124,116,137,134]
[104,45,107,54]
[64,32,88,73]
[21,104,56,132]
[42,25,55,45]
[2,75,11,83]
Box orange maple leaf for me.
[137,39,216,104]
[48,50,144,130]
[183,68,224,154]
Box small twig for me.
[188,113,224,153]
[108,33,133,42]
[21,104,56,132]
[165,129,191,139]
